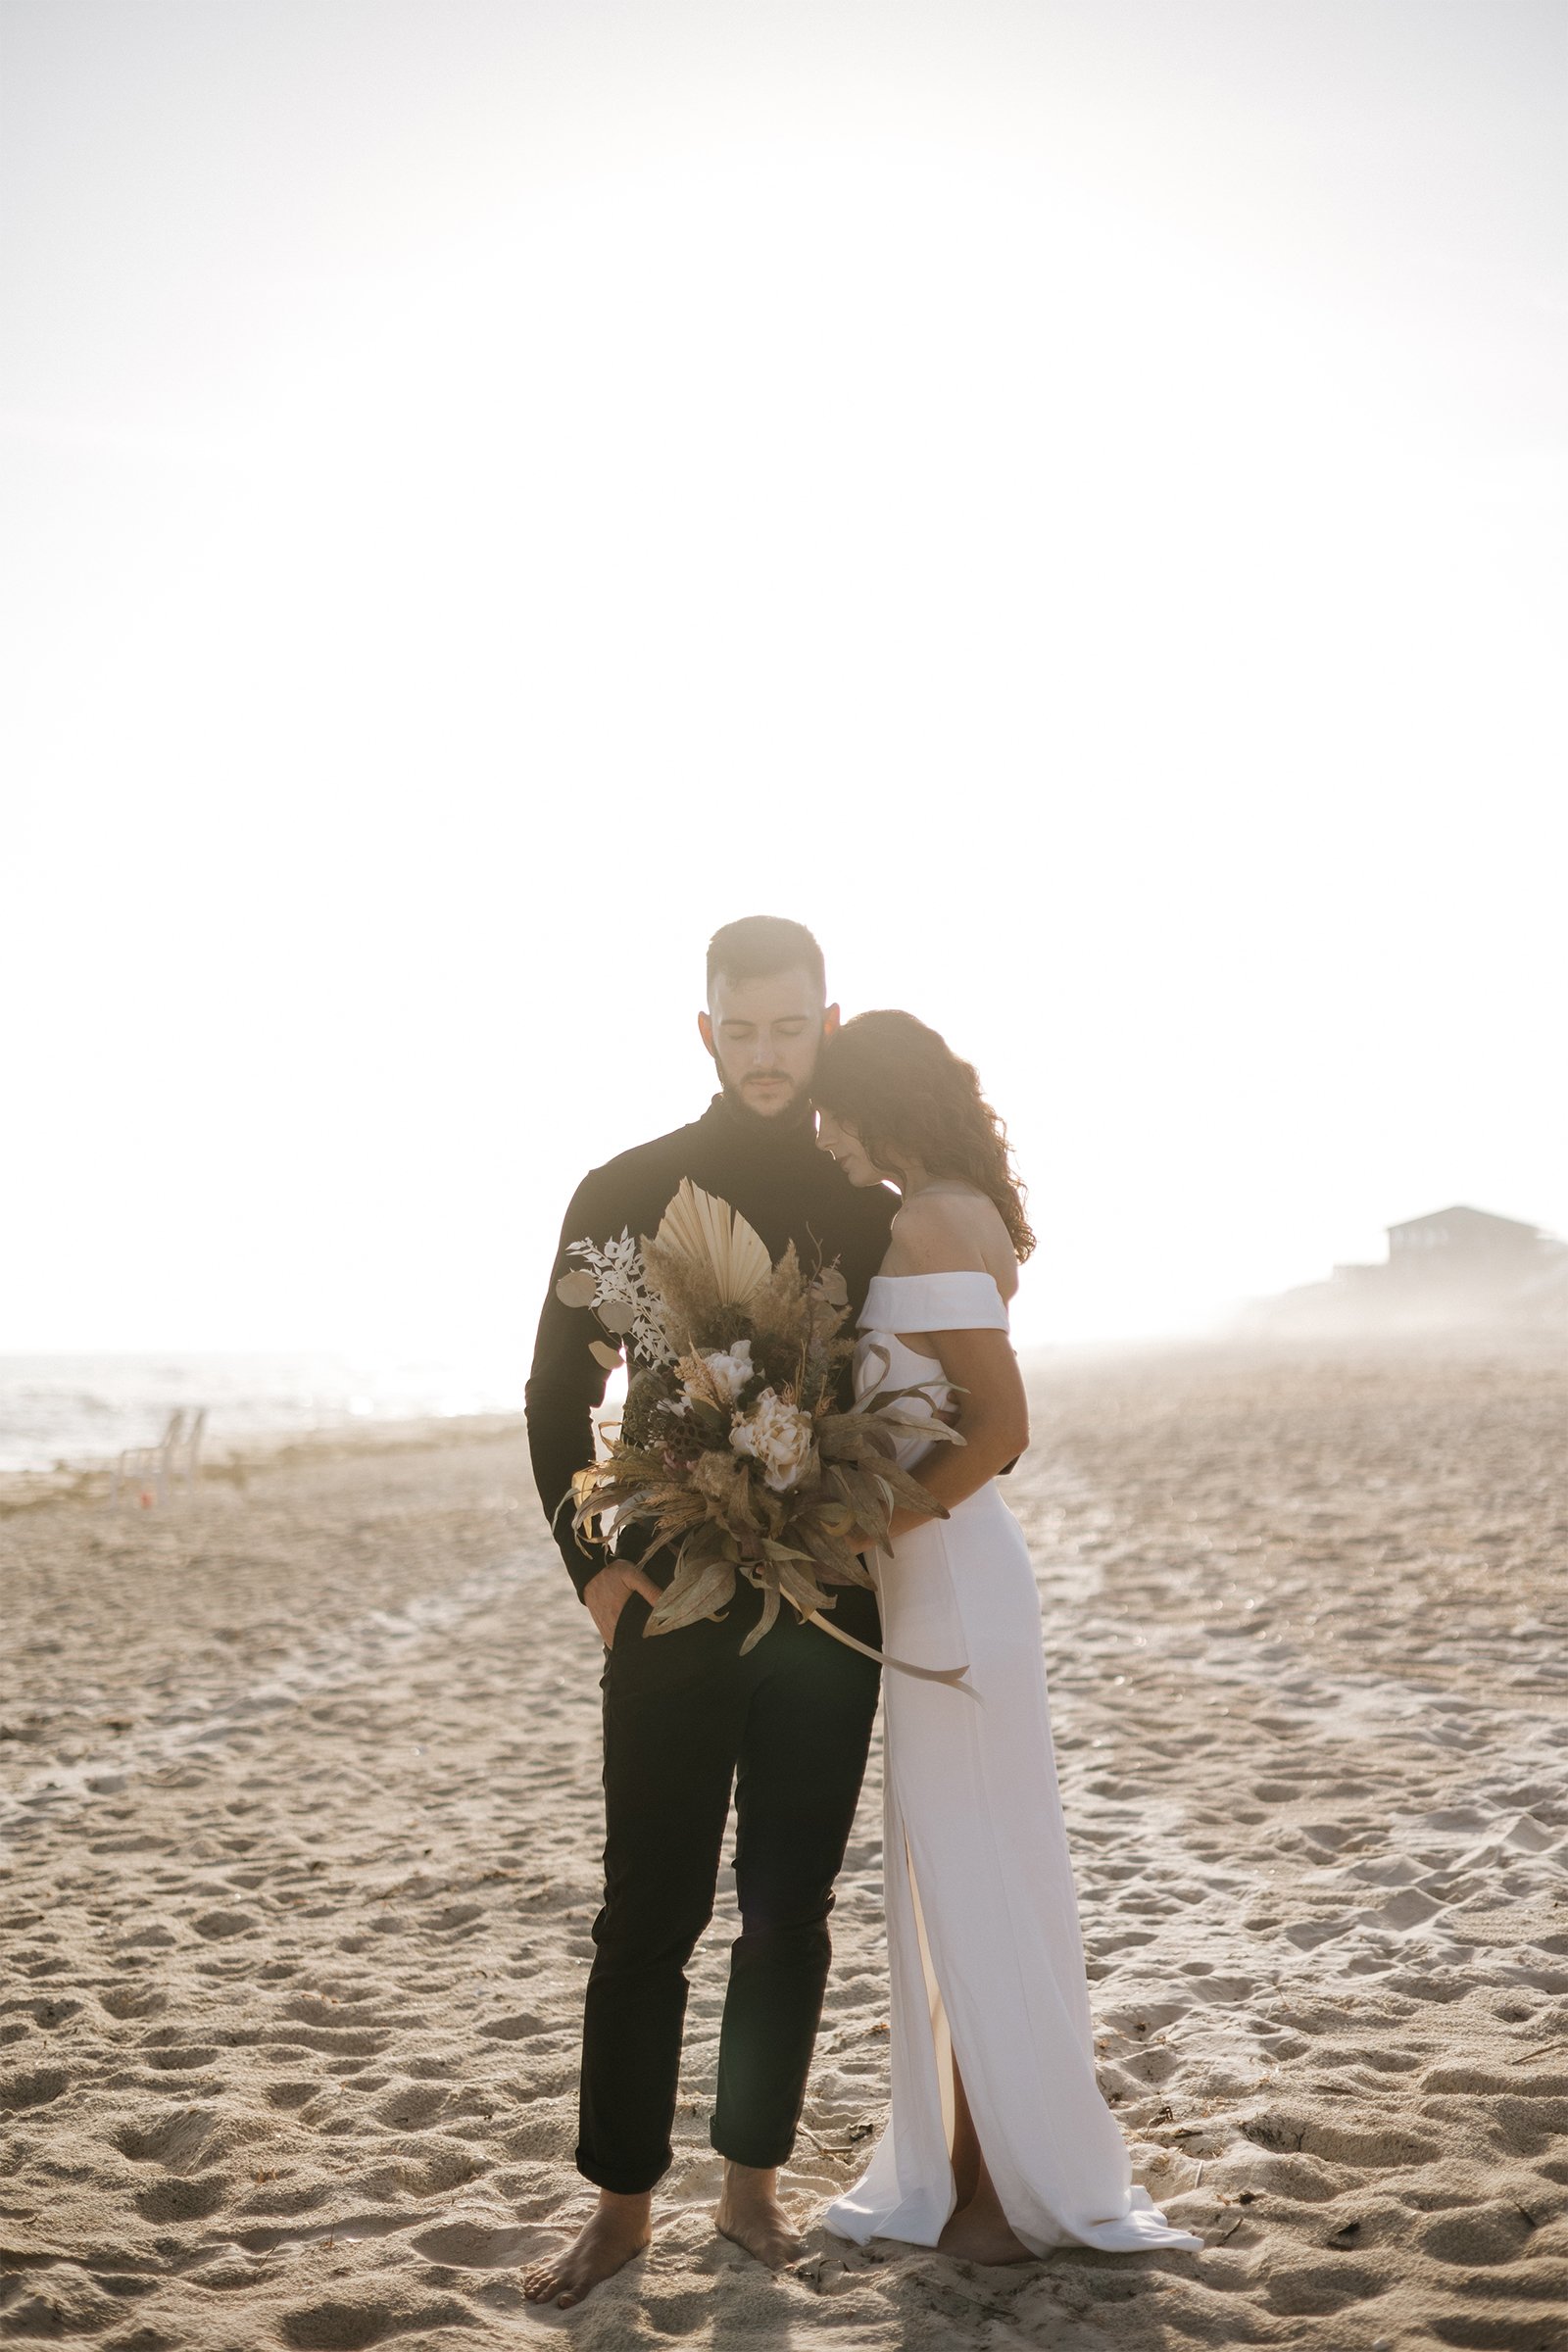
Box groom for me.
[522,915,895,2309]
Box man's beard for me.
[717,1066,813,1126]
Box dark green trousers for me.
[575,1579,881,2193]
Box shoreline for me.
[0,1411,529,1517]
[6,1318,1560,1511]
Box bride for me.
[811,1010,1201,2262]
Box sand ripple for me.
[2,1344,1566,2349]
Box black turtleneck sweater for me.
[526,1091,898,1599]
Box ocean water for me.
[0,1354,526,1476]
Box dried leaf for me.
[738,1579,781,1654]
[873,1458,951,1515]
[589,1341,624,1371]
[649,1548,738,1634]
[777,1558,834,1618]
[760,1537,816,1565]
[831,1464,885,1527]
[556,1269,599,1308]
[795,1509,872,1585]
[816,1421,897,1465]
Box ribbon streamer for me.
[806,1608,975,1696]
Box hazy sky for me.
[3,0,1564,1361]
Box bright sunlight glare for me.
[3,2,1564,1368]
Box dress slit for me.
[902,1829,955,2158]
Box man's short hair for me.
[706,915,826,999]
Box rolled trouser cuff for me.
[574,2141,670,2195]
[708,2118,800,2170]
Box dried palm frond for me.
[650,1179,772,1308]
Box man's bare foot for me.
[938,2198,1035,2266]
[522,2189,652,2308]
[714,2160,803,2269]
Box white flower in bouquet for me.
[696,1340,755,1407]
[730,1387,814,1494]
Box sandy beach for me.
[3,1338,1566,2351]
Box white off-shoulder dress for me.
[824,1270,1200,2257]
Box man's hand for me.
[583,1560,663,1647]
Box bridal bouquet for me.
[557,1181,965,1678]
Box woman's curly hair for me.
[812,1009,1036,1262]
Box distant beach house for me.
[1263,1204,1566,1330]
[1387,1204,1545,1276]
